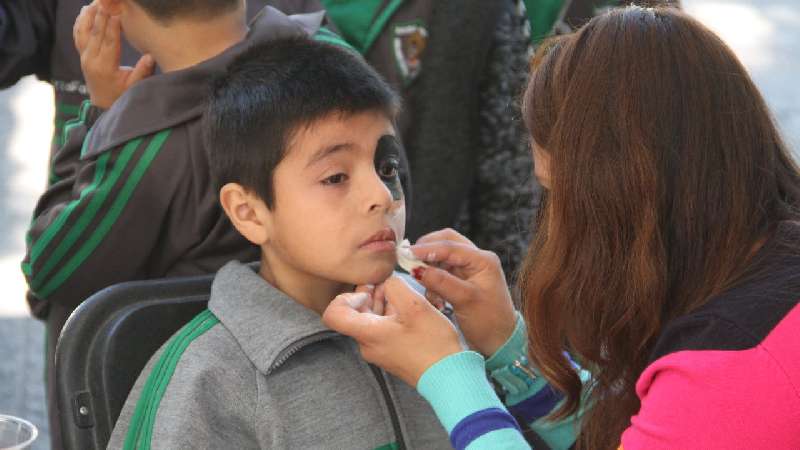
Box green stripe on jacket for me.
[27,129,171,297]
[123,310,220,450]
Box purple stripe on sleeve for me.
[450,407,521,450]
[508,385,563,424]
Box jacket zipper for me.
[273,335,407,449]
[369,364,407,450]
[269,331,337,372]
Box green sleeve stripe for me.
[48,171,61,187]
[319,0,402,54]
[522,0,566,43]
[54,101,83,149]
[58,101,91,150]
[28,149,114,270]
[362,0,403,54]
[123,310,219,450]
[142,310,218,449]
[59,118,80,152]
[314,27,358,53]
[374,443,400,450]
[56,102,82,117]
[47,126,91,188]
[123,310,213,449]
[29,139,141,289]
[80,128,94,158]
[54,120,66,149]
[36,129,171,298]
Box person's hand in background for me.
[73,2,154,109]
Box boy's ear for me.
[219,183,272,246]
[97,0,124,16]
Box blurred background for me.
[0,1,798,448]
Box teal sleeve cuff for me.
[486,312,529,372]
[416,351,507,432]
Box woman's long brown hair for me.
[518,6,800,449]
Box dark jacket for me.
[22,7,325,320]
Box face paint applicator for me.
[396,239,430,279]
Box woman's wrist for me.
[486,312,529,371]
[485,313,543,399]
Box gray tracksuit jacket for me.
[107,261,452,450]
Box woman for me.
[323,5,800,450]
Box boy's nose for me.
[366,173,395,214]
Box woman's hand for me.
[412,229,517,357]
[323,276,463,387]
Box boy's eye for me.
[378,158,400,179]
[322,173,348,185]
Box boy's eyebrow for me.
[305,142,355,168]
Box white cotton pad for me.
[396,239,429,274]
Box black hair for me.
[133,0,240,22]
[204,37,402,208]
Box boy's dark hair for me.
[204,37,402,208]
[133,0,240,22]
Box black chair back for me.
[55,274,214,450]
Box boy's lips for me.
[360,228,398,251]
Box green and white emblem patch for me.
[393,22,428,85]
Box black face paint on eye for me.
[375,135,404,201]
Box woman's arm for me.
[416,313,587,450]
[417,351,532,450]
[323,230,588,448]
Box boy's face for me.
[264,110,406,286]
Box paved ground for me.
[0,2,797,448]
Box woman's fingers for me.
[424,289,446,311]
[383,276,440,322]
[417,266,478,307]
[372,283,386,316]
[411,240,499,279]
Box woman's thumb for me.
[322,293,369,337]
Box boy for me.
[21,1,355,447]
[108,38,451,449]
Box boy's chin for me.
[350,261,396,286]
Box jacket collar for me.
[207,261,336,375]
[82,7,325,159]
